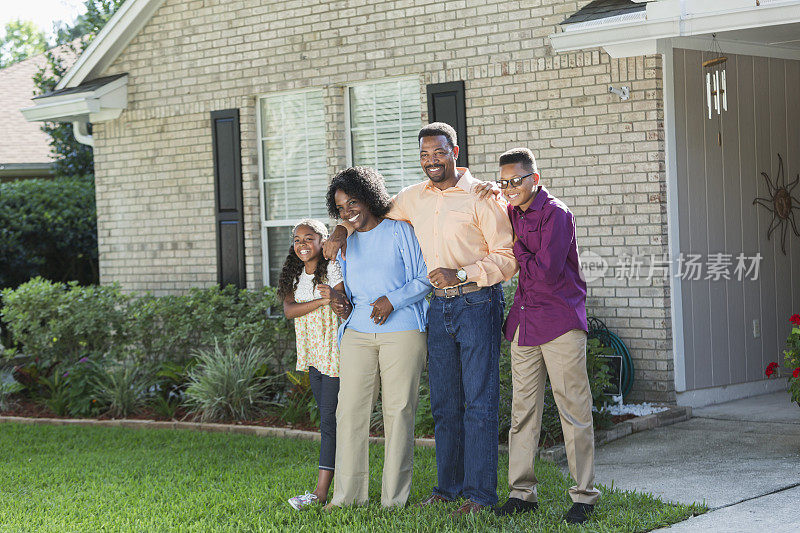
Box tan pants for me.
[508,328,600,505]
[330,329,426,507]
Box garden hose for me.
[587,317,635,398]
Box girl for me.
[279,219,344,510]
[325,167,431,508]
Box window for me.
[347,78,422,195]
[258,90,326,285]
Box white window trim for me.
[344,75,421,171]
[256,87,326,286]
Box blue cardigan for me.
[337,218,430,346]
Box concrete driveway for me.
[586,392,800,532]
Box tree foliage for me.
[0,176,98,289]
[0,20,47,69]
[33,0,127,177]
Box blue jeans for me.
[427,284,504,506]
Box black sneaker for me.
[564,502,594,524]
[493,497,539,516]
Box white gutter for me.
[21,75,128,146]
[550,0,800,57]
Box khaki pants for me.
[330,329,427,507]
[508,328,600,505]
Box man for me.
[323,123,516,516]
[489,147,600,524]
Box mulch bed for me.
[611,414,637,424]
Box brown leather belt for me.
[432,282,482,298]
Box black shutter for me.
[426,81,468,167]
[210,109,246,289]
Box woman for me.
[325,166,430,508]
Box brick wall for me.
[93,0,672,401]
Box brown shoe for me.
[451,499,488,518]
[416,493,450,507]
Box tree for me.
[33,0,126,177]
[0,20,47,69]
[53,0,127,46]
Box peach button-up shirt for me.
[387,168,518,287]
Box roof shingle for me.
[561,0,648,25]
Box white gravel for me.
[605,402,669,417]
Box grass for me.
[0,423,704,532]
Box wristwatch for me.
[456,268,468,282]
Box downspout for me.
[72,120,94,147]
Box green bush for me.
[0,380,23,411]
[1,279,294,369]
[1,280,295,420]
[184,341,277,423]
[149,359,197,419]
[1,278,128,367]
[0,176,98,289]
[92,360,153,418]
[125,285,295,368]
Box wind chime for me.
[703,35,727,121]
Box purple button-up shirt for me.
[503,186,588,346]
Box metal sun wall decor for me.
[753,153,800,255]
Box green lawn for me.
[0,423,703,532]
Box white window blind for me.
[258,90,326,285]
[348,78,421,195]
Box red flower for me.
[793,368,800,379]
[791,314,800,326]
[765,361,780,377]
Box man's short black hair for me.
[326,166,392,219]
[499,147,538,174]
[418,122,457,149]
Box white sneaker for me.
[288,492,319,510]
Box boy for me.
[492,147,600,524]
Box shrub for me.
[92,360,153,418]
[18,357,105,417]
[2,281,293,371]
[766,313,800,406]
[0,176,98,289]
[125,286,295,369]
[1,278,128,367]
[36,369,70,416]
[184,341,277,423]
[149,359,197,419]
[63,357,105,418]
[276,371,319,427]
[0,380,24,411]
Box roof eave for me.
[549,0,800,58]
[22,75,128,123]
[57,0,165,90]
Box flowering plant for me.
[766,313,800,406]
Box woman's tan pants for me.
[330,329,427,507]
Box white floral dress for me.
[293,260,343,377]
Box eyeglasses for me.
[495,172,535,189]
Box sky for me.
[0,0,87,41]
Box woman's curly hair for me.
[326,166,392,220]
[276,219,330,301]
